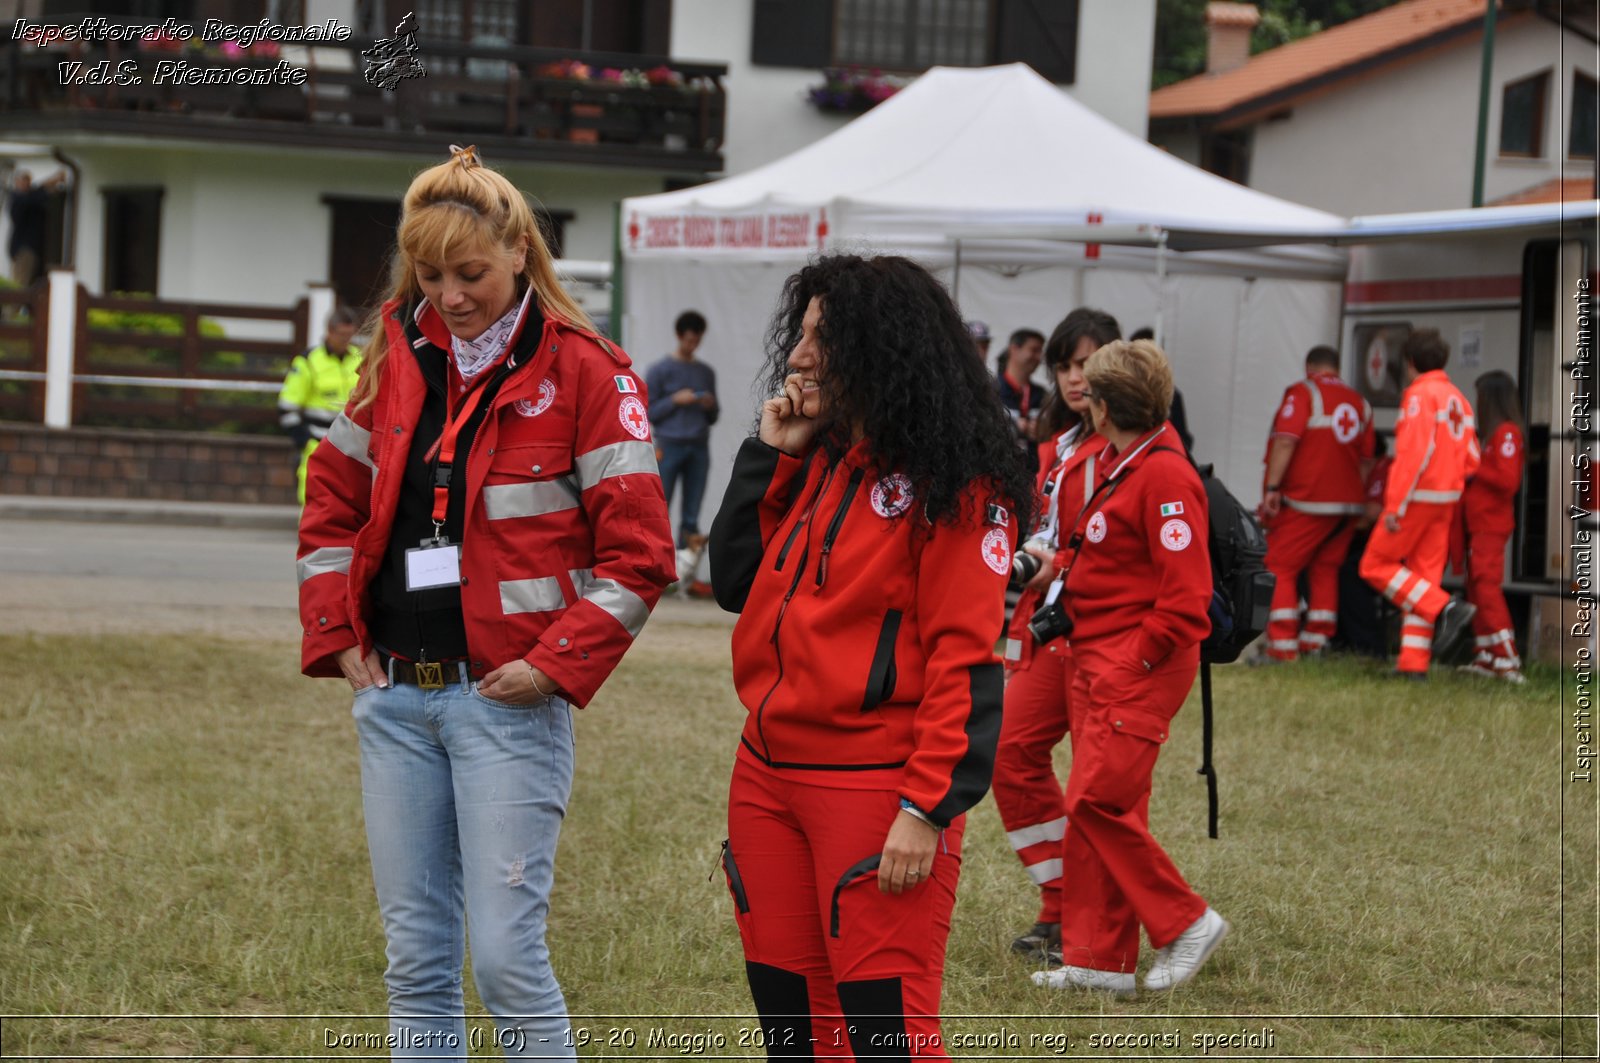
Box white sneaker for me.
[1143,908,1229,991]
[1031,963,1136,996]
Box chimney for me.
[1206,2,1261,75]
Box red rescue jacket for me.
[1267,371,1374,514]
[296,298,676,707]
[1058,425,1213,667]
[1387,370,1481,518]
[710,438,1017,827]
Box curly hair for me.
[758,254,1034,530]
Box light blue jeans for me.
[352,677,576,1060]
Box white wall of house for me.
[671,0,1156,178]
[1245,16,1595,215]
[43,141,668,309]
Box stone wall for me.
[0,422,296,505]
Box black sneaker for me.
[1430,598,1478,661]
[1011,921,1061,957]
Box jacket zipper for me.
[775,465,830,572]
[751,459,838,761]
[814,466,864,588]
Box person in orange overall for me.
[1454,370,1526,682]
[1359,328,1481,677]
[1031,339,1228,996]
[993,308,1118,961]
[1258,346,1374,660]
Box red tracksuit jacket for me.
[710,438,1017,827]
[1462,421,1523,537]
[296,299,676,706]
[1059,426,1213,665]
[1006,427,1109,669]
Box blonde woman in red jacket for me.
[710,254,1033,1059]
[1457,370,1526,682]
[1031,339,1229,996]
[297,147,675,1056]
[993,307,1118,961]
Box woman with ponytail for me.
[297,147,675,1057]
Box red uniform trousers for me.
[1466,527,1521,671]
[725,752,962,1061]
[1358,502,1454,673]
[992,639,1072,924]
[1057,632,1207,973]
[1262,509,1356,660]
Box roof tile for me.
[1151,0,1497,120]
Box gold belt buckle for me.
[414,661,445,689]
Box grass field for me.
[0,621,1593,1059]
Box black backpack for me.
[1197,465,1276,665]
[1191,464,1276,838]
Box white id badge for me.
[405,541,462,591]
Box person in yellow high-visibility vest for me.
[279,307,362,505]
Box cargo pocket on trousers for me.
[1088,710,1170,815]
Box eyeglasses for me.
[1083,389,1101,402]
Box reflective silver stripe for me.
[1401,635,1432,650]
[1403,613,1433,629]
[1385,569,1412,598]
[1305,377,1325,421]
[1306,610,1338,623]
[500,577,566,615]
[483,480,581,521]
[325,413,374,470]
[1006,816,1068,851]
[1403,580,1431,608]
[1267,639,1299,651]
[1284,497,1362,515]
[1024,858,1063,885]
[1299,632,1328,647]
[1474,634,1493,647]
[296,546,352,585]
[582,575,650,637]
[1412,489,1461,504]
[1489,629,1515,645]
[576,440,658,490]
[1268,609,1299,622]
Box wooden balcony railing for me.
[0,23,727,171]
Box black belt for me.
[378,651,477,689]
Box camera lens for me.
[1010,550,1041,587]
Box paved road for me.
[0,518,733,641]
[0,518,302,639]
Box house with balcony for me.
[0,0,734,321]
[0,0,1154,316]
[1148,0,1597,215]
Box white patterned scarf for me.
[419,286,533,382]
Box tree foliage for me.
[1153,0,1413,88]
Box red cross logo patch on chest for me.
[619,396,651,440]
[1085,510,1107,544]
[870,473,914,518]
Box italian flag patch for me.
[1160,502,1184,517]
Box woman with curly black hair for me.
[710,253,1031,1059]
